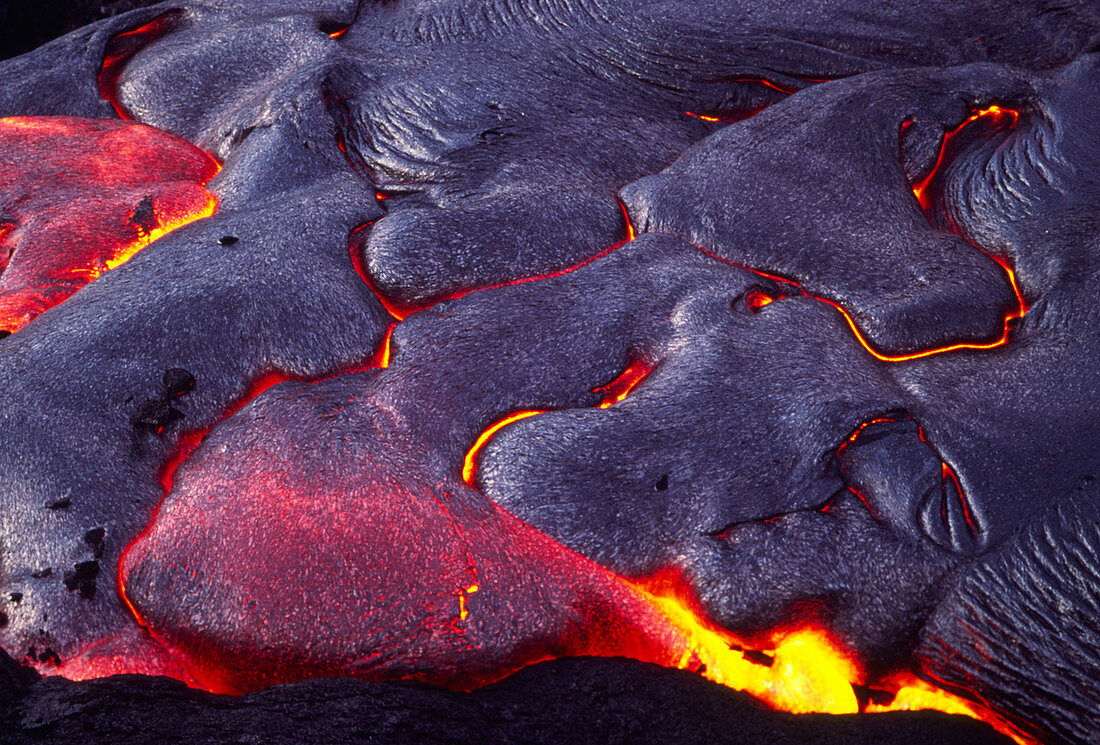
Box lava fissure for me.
[911,105,1021,211]
[593,356,655,408]
[98,13,182,121]
[689,239,1027,362]
[350,199,636,321]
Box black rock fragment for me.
[82,528,105,558]
[131,398,182,433]
[0,655,1012,745]
[162,368,195,398]
[61,561,98,599]
[128,195,156,235]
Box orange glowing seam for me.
[458,584,479,621]
[870,674,1031,745]
[350,199,636,321]
[749,78,794,94]
[328,27,349,39]
[374,324,394,368]
[693,242,1027,363]
[461,410,546,486]
[685,111,722,122]
[817,262,1026,362]
[85,193,219,281]
[911,105,1020,209]
[941,461,980,534]
[685,78,795,122]
[593,358,653,408]
[745,290,774,311]
[98,17,176,120]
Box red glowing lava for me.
[0,116,219,334]
[3,103,1033,742]
[594,357,654,408]
[350,200,636,320]
[911,105,1020,210]
[462,410,547,486]
[98,14,180,121]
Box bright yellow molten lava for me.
[634,582,1033,743]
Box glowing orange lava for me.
[462,410,547,486]
[745,289,775,311]
[98,15,178,120]
[0,116,220,334]
[685,111,722,122]
[693,241,1027,363]
[594,358,654,408]
[349,200,635,320]
[632,572,1033,743]
[374,324,394,368]
[816,259,1026,362]
[912,105,1020,210]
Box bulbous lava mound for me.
[0,2,1098,743]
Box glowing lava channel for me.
[0,117,221,334]
[694,240,1027,363]
[462,410,547,486]
[593,357,654,408]
[911,105,1020,209]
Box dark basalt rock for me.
[0,652,1012,745]
[0,1,1098,743]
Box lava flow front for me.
[0,116,218,334]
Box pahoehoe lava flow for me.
[0,1,1098,743]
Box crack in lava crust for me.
[2,3,1100,744]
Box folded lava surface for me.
[0,2,1098,744]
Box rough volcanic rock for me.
[0,2,1098,743]
[0,652,1012,745]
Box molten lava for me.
[98,14,179,120]
[350,200,636,320]
[0,116,219,334]
[462,410,547,486]
[633,573,1032,743]
[594,357,654,408]
[0,104,1035,742]
[912,105,1020,210]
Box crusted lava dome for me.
[0,2,1098,743]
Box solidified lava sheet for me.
[0,1,1098,743]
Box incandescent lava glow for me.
[642,586,860,715]
[685,111,722,122]
[745,289,776,312]
[821,256,1027,362]
[634,575,1032,743]
[462,410,547,486]
[911,104,1020,210]
[594,357,654,407]
[0,116,219,333]
[93,195,218,279]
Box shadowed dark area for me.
[0,1,161,61]
[0,652,1013,745]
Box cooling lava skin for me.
[0,2,1098,744]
